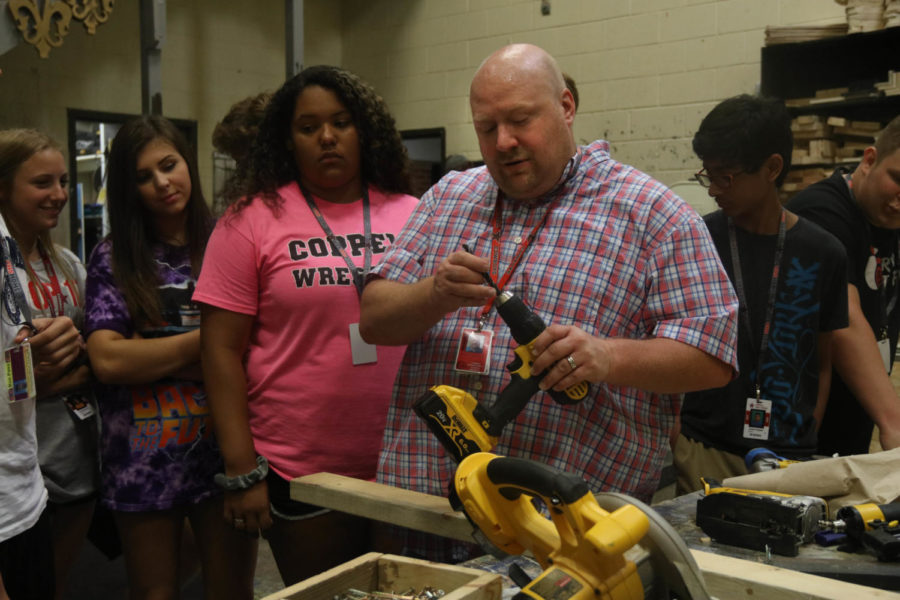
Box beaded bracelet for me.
[214,455,269,491]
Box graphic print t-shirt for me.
[193,183,418,481]
[681,211,848,456]
[85,239,221,511]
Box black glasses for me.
[695,168,745,189]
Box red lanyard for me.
[479,191,555,319]
[36,247,66,317]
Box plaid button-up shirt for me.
[371,141,738,560]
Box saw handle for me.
[485,455,591,505]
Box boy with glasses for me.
[674,94,849,493]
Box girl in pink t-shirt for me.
[194,65,417,585]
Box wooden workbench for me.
[652,491,900,591]
[291,473,900,600]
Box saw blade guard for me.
[454,452,648,600]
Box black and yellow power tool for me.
[695,478,827,557]
[453,452,712,600]
[415,286,589,462]
[820,502,900,561]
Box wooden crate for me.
[262,553,503,600]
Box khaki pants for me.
[672,433,748,495]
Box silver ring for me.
[566,355,577,371]
[233,517,245,527]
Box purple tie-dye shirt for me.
[84,239,222,511]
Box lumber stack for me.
[834,0,885,32]
[764,23,848,45]
[785,115,882,199]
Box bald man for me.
[359,44,738,561]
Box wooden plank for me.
[291,473,474,542]
[291,474,900,600]
[693,551,900,600]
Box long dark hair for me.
[105,116,213,326]
[228,65,411,212]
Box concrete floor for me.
[63,537,284,600]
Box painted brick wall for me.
[0,0,343,247]
[341,0,846,185]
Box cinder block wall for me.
[0,0,343,247]
[0,0,847,251]
[342,0,845,185]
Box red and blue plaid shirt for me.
[371,141,738,560]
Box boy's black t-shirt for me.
[787,169,900,455]
[681,210,848,457]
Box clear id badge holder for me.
[5,341,36,403]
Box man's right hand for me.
[359,249,497,346]
[429,250,497,313]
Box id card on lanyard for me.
[301,184,377,365]
[454,190,556,374]
[727,212,785,442]
[2,236,37,403]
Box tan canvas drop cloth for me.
[723,447,900,517]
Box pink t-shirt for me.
[194,182,417,480]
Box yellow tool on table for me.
[453,452,712,600]
[414,272,588,463]
[819,502,900,561]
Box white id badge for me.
[878,337,892,373]
[743,396,772,440]
[349,323,377,365]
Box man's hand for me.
[529,325,731,394]
[359,248,497,346]
[530,324,611,391]
[428,250,497,313]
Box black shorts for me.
[266,468,329,520]
[0,508,54,599]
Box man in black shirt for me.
[787,115,900,456]
[675,95,849,493]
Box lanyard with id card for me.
[727,213,785,442]
[301,184,377,365]
[454,188,557,375]
[2,235,37,403]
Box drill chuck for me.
[832,503,900,534]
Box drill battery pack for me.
[695,481,827,557]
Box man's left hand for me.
[530,324,611,391]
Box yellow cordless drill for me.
[414,282,589,462]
